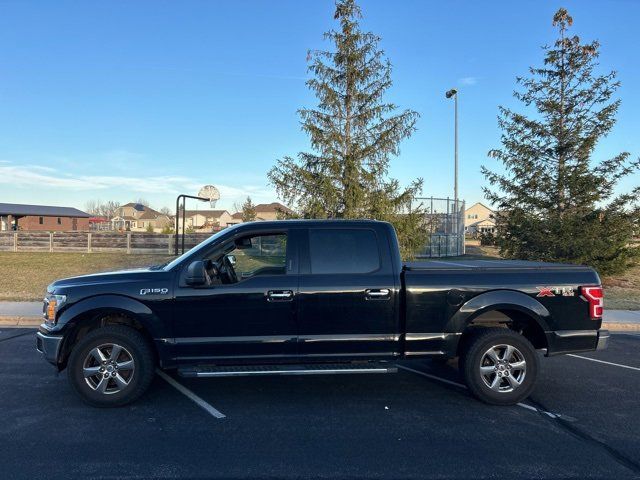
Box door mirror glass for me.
[226,254,237,266]
[185,260,206,286]
[234,237,253,249]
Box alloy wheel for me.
[82,343,135,394]
[479,344,526,393]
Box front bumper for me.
[35,331,63,365]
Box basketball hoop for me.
[198,185,220,208]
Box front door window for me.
[204,233,287,285]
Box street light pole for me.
[454,92,458,206]
[445,88,459,208]
[446,88,460,254]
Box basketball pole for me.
[174,194,210,256]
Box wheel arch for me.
[56,295,163,369]
[445,290,551,354]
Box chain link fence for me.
[414,197,465,258]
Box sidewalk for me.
[0,301,41,327]
[601,309,640,331]
[0,301,638,330]
[0,302,41,317]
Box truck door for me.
[297,226,400,358]
[172,229,299,363]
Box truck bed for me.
[401,259,601,347]
[404,259,593,272]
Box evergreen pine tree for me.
[241,196,257,222]
[482,8,639,274]
[268,0,426,258]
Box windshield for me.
[162,226,239,271]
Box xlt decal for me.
[140,288,169,296]
[537,286,575,297]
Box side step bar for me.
[178,363,397,378]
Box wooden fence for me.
[0,232,214,254]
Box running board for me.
[178,363,397,378]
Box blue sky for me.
[1,0,639,213]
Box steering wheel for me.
[221,255,238,284]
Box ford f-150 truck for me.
[36,220,609,407]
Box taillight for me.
[581,286,603,320]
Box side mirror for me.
[185,260,206,286]
[234,237,252,249]
[227,254,237,266]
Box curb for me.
[0,316,41,327]
[602,321,640,332]
[1,316,638,332]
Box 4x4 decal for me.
[537,286,575,297]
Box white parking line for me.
[156,369,226,419]
[567,354,640,372]
[396,364,563,419]
[515,402,558,419]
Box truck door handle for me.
[365,288,390,300]
[267,290,293,302]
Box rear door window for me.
[309,229,380,274]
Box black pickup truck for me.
[36,220,608,407]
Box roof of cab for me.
[231,219,387,230]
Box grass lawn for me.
[0,252,174,301]
[602,264,640,310]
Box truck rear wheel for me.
[460,327,538,406]
[67,325,155,407]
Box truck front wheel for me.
[460,327,538,406]
[67,325,155,407]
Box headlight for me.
[43,294,67,324]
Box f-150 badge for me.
[537,286,575,297]
[140,288,169,295]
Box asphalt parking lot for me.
[1,329,639,480]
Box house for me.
[464,202,496,235]
[226,202,293,224]
[254,202,293,221]
[0,203,91,231]
[229,212,243,225]
[176,209,235,232]
[110,203,171,232]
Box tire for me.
[460,327,538,406]
[67,325,155,407]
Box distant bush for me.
[479,232,497,246]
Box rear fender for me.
[444,290,551,350]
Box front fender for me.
[445,289,552,334]
[55,294,163,338]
